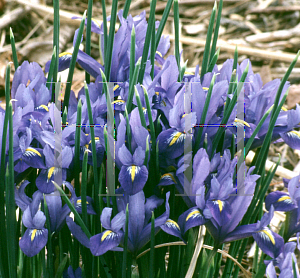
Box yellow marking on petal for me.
[48,167,56,180]
[113,84,120,91]
[166,219,180,229]
[260,229,275,245]
[184,71,194,75]
[291,130,300,138]
[277,196,291,202]
[156,51,162,57]
[155,92,159,95]
[217,200,223,212]
[25,148,42,157]
[281,106,288,111]
[224,102,226,106]
[131,165,136,182]
[101,230,113,242]
[202,87,209,90]
[85,144,89,149]
[59,52,72,57]
[31,229,37,241]
[186,210,200,222]
[76,199,89,204]
[169,132,182,146]
[111,99,125,104]
[92,18,101,26]
[160,173,176,183]
[234,118,250,128]
[38,104,49,112]
[181,114,187,118]
[95,137,99,141]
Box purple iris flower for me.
[13,127,45,173]
[118,144,148,195]
[35,144,73,193]
[265,242,300,278]
[63,181,96,215]
[19,191,48,257]
[11,61,50,112]
[115,190,171,256]
[265,175,300,239]
[90,208,125,256]
[156,88,197,159]
[63,266,82,278]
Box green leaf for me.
[10,28,19,70]
[46,46,57,93]
[53,182,91,237]
[173,0,181,81]
[81,149,89,226]
[126,57,141,114]
[144,135,150,166]
[134,85,147,129]
[155,0,174,50]
[62,10,87,120]
[6,101,17,278]
[74,99,82,195]
[138,0,157,83]
[200,1,217,78]
[104,0,119,81]
[52,0,60,88]
[149,212,155,278]
[54,255,68,278]
[194,73,216,157]
[85,0,93,83]
[209,0,223,66]
[122,204,129,278]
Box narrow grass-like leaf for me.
[200,1,217,79]
[82,150,89,226]
[156,141,160,182]
[62,11,87,119]
[271,50,300,122]
[126,57,141,114]
[209,0,223,65]
[254,89,288,175]
[53,0,60,88]
[0,97,10,278]
[174,0,181,81]
[144,135,150,166]
[122,204,129,278]
[237,104,273,169]
[62,106,68,128]
[10,28,19,70]
[150,18,156,79]
[130,25,136,85]
[124,107,132,154]
[194,73,216,157]
[84,81,100,229]
[142,85,156,145]
[211,62,249,158]
[138,0,157,83]
[207,48,220,73]
[85,0,93,83]
[122,0,131,19]
[104,0,119,81]
[43,196,54,278]
[155,0,174,50]
[54,181,91,237]
[180,60,188,81]
[292,255,298,278]
[54,255,68,278]
[149,212,155,278]
[74,99,82,195]
[46,46,56,94]
[134,86,147,129]
[101,0,108,60]
[6,102,16,278]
